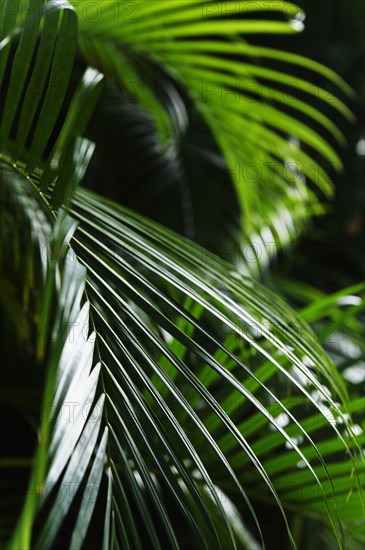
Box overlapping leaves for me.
[73,0,354,246]
[0,1,364,549]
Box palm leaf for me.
[0,1,363,549]
[274,280,365,392]
[68,188,364,547]
[72,0,353,239]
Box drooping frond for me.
[72,0,354,239]
[0,2,363,549]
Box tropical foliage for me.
[0,1,363,549]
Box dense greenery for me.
[0,1,364,548]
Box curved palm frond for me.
[7,210,105,550]
[265,282,365,547]
[73,0,354,241]
[0,2,105,546]
[275,280,365,390]
[0,1,363,550]
[63,187,365,548]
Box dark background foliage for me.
[272,0,365,290]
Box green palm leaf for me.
[72,0,353,240]
[0,1,363,549]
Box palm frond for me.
[276,280,365,391]
[73,0,353,237]
[64,187,363,548]
[0,2,363,549]
[7,211,105,550]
